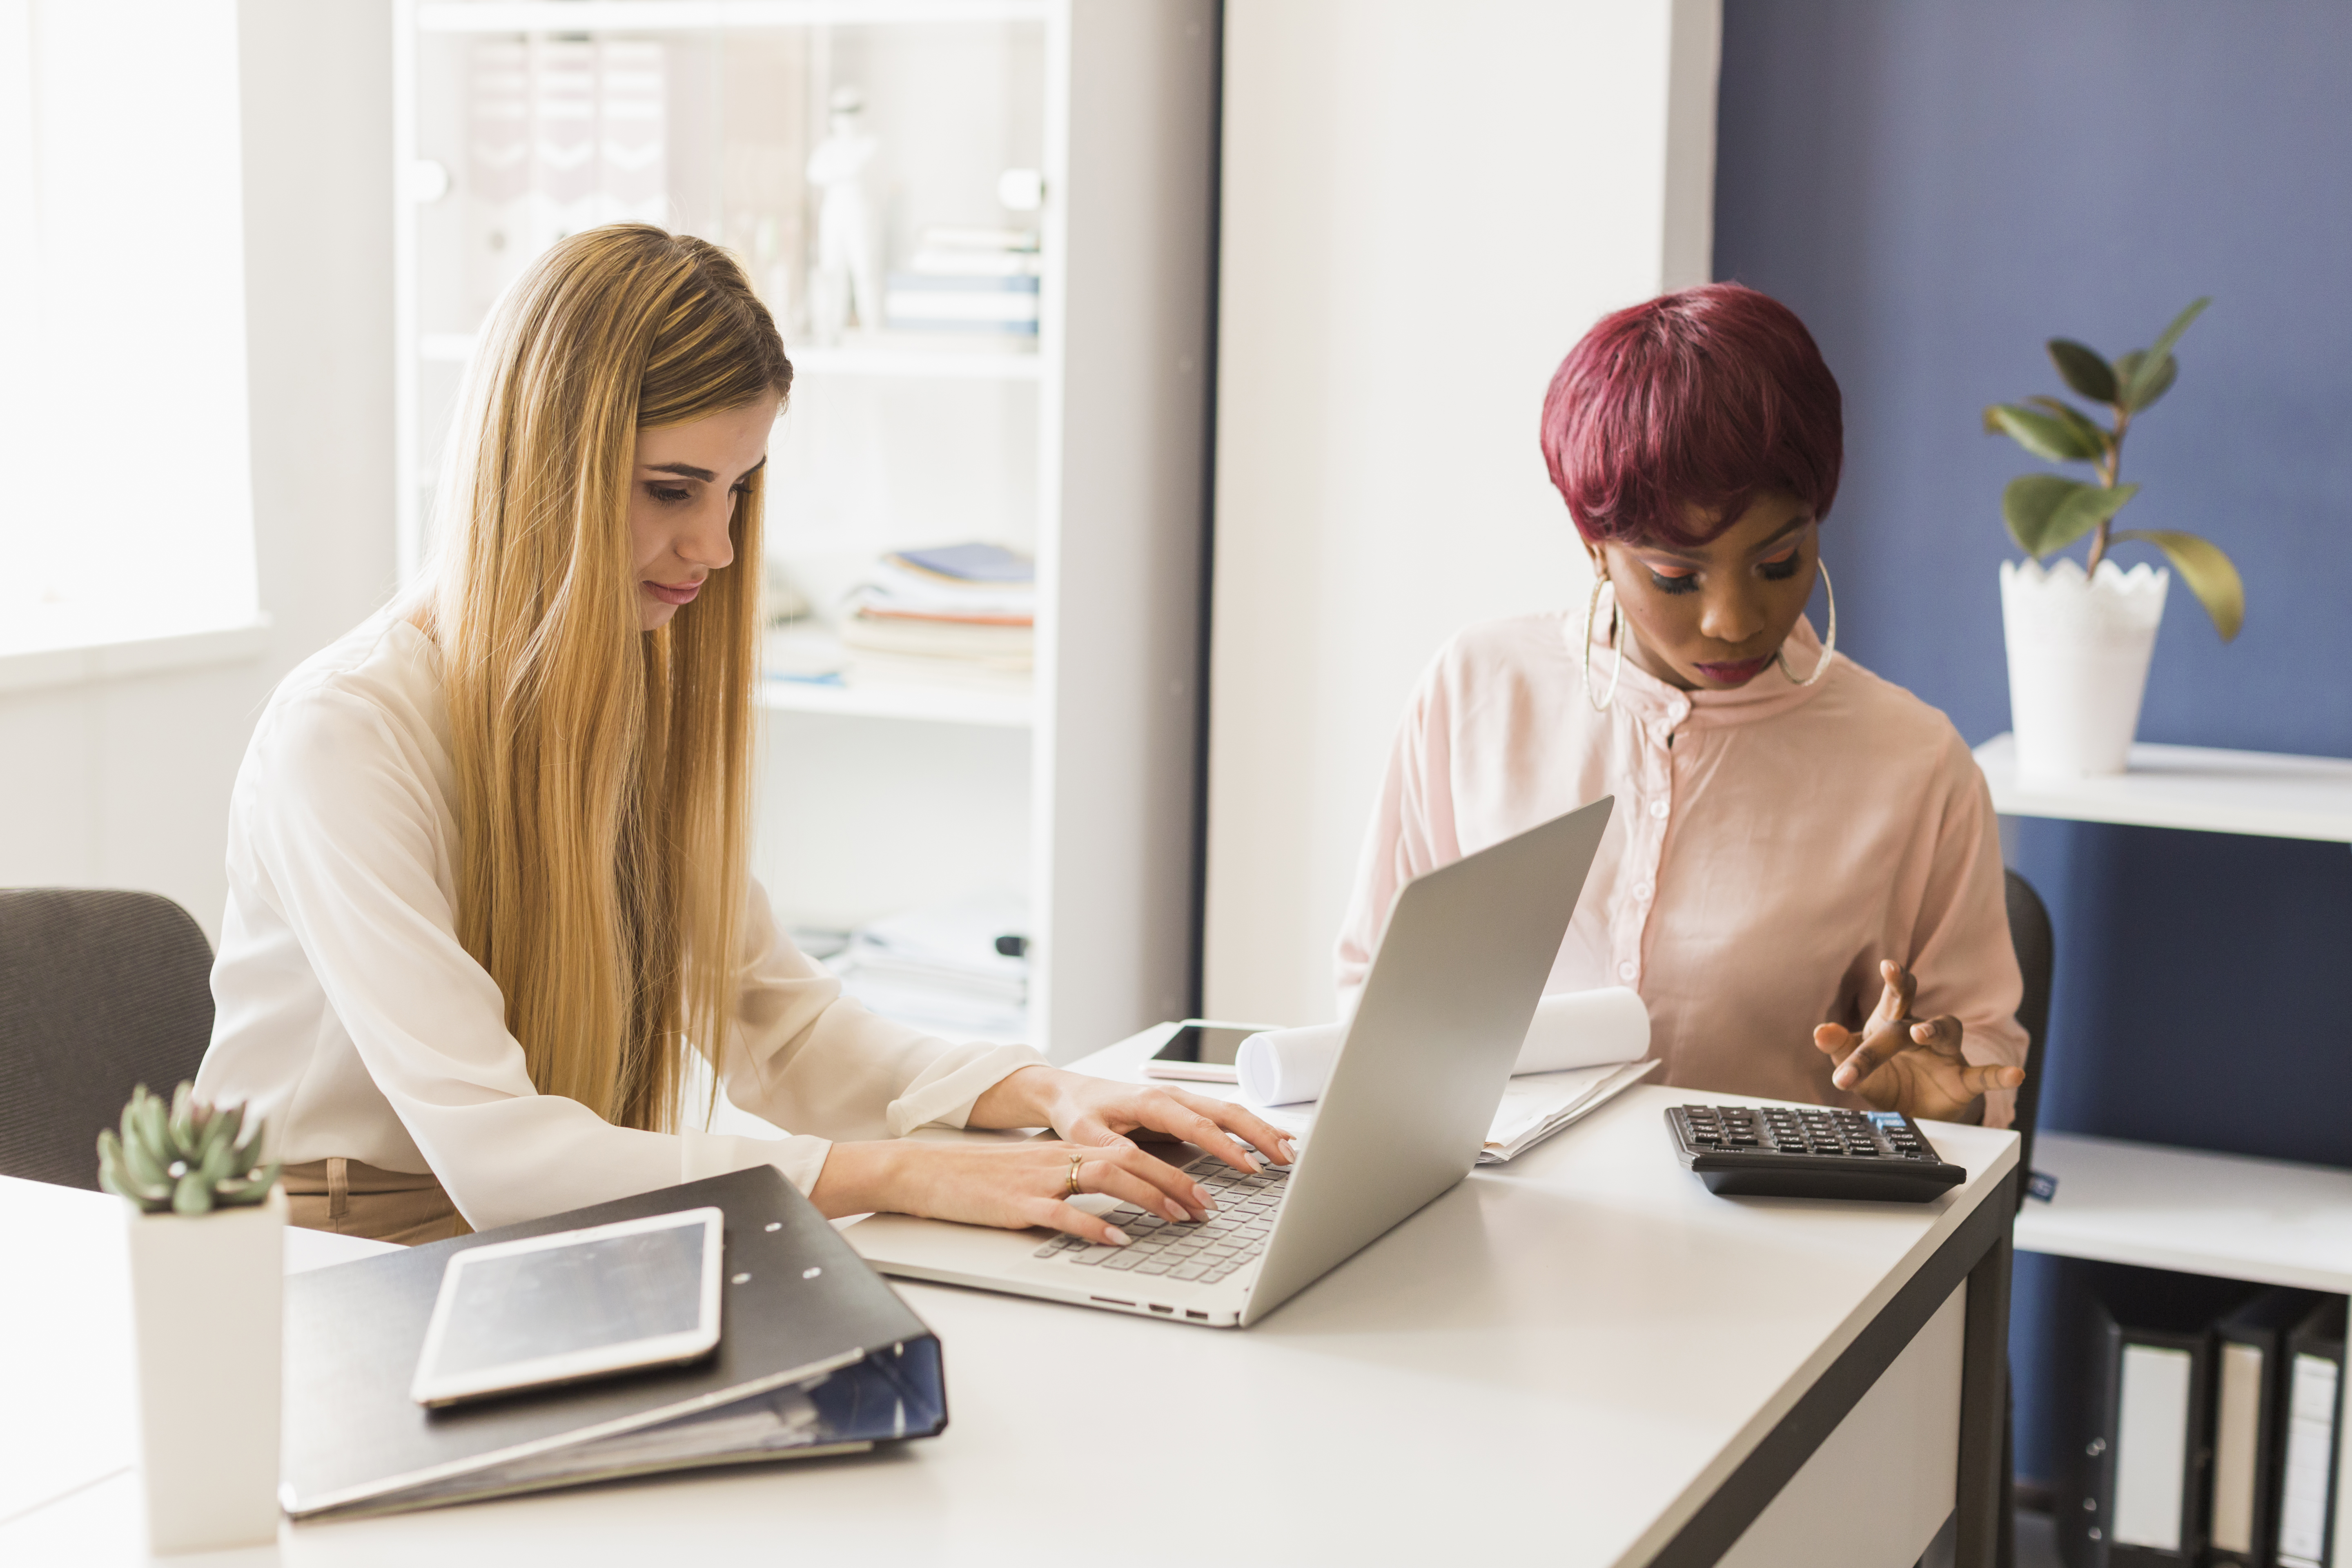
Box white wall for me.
[0,0,394,942]
[1203,0,1720,1027]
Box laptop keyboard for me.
[1031,1152,1290,1285]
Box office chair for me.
[0,888,216,1189]
[1996,868,2054,1568]
[2003,869,2053,1211]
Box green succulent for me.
[97,1082,281,1216]
[1983,297,2245,641]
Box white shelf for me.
[2013,1131,2352,1293]
[761,675,1031,728]
[1976,732,2352,843]
[417,1,1052,33]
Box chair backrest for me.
[0,888,216,1189]
[2003,868,2053,1211]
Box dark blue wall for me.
[1714,0,2352,1488]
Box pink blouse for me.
[1336,612,2026,1128]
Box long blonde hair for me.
[422,224,791,1133]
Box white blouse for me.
[195,610,1045,1232]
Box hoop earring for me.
[1581,574,1624,712]
[1775,559,1838,687]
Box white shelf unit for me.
[393,0,1218,1057]
[2014,1132,2352,1295]
[1980,731,2352,1278]
[760,674,1031,728]
[1975,732,2352,843]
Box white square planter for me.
[122,1186,285,1555]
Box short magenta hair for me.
[1540,283,1843,547]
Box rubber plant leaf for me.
[2119,298,2208,411]
[2113,528,2245,642]
[2025,396,2109,459]
[1983,403,2104,463]
[2113,350,2180,414]
[2004,475,2085,557]
[2143,296,2211,368]
[2046,339,2118,404]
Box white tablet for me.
[410,1207,725,1408]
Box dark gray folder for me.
[2209,1289,2325,1568]
[281,1165,946,1518]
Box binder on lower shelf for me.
[2277,1297,2347,1568]
[280,1165,947,1519]
[2061,1264,2261,1568]
[2208,1289,2326,1568]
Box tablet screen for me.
[411,1207,724,1407]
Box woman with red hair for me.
[1337,284,2028,1125]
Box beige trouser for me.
[281,1158,473,1247]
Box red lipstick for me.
[1692,655,1771,686]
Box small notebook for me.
[280,1165,945,1519]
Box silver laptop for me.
[848,796,1614,1327]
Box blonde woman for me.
[196,225,1288,1245]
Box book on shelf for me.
[2060,1260,2258,1568]
[884,227,1040,336]
[2277,1296,2347,1568]
[2211,1288,2328,1568]
[838,614,1031,670]
[839,542,1035,673]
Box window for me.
[0,0,259,658]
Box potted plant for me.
[98,1083,286,1554]
[1984,298,2244,777]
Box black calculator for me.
[1666,1103,1966,1202]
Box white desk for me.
[2,1038,2018,1568]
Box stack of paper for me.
[1475,1060,1661,1163]
[830,891,1029,1037]
[840,543,1034,675]
[883,227,1040,337]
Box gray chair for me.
[0,888,216,1189]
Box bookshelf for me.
[393,0,1218,1056]
[1975,733,2352,843]
[2012,1132,2352,1296]
[760,675,1031,728]
[1980,733,2352,1279]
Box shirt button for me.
[1633,882,1653,901]
[1617,960,1637,982]
[1648,799,1669,819]
[1668,700,1689,722]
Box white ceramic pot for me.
[123,1186,286,1554]
[1999,557,2170,778]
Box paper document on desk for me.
[1477,1058,1660,1163]
[1238,1058,1659,1164]
[1232,987,1655,1162]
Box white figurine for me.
[806,85,880,344]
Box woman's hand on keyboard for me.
[808,1136,1227,1245]
[971,1066,1298,1178]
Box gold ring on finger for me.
[1064,1154,1085,1198]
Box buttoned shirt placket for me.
[1615,693,1690,987]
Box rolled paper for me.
[1235,987,1650,1107]
[1512,986,1651,1075]
[1235,1022,1345,1106]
